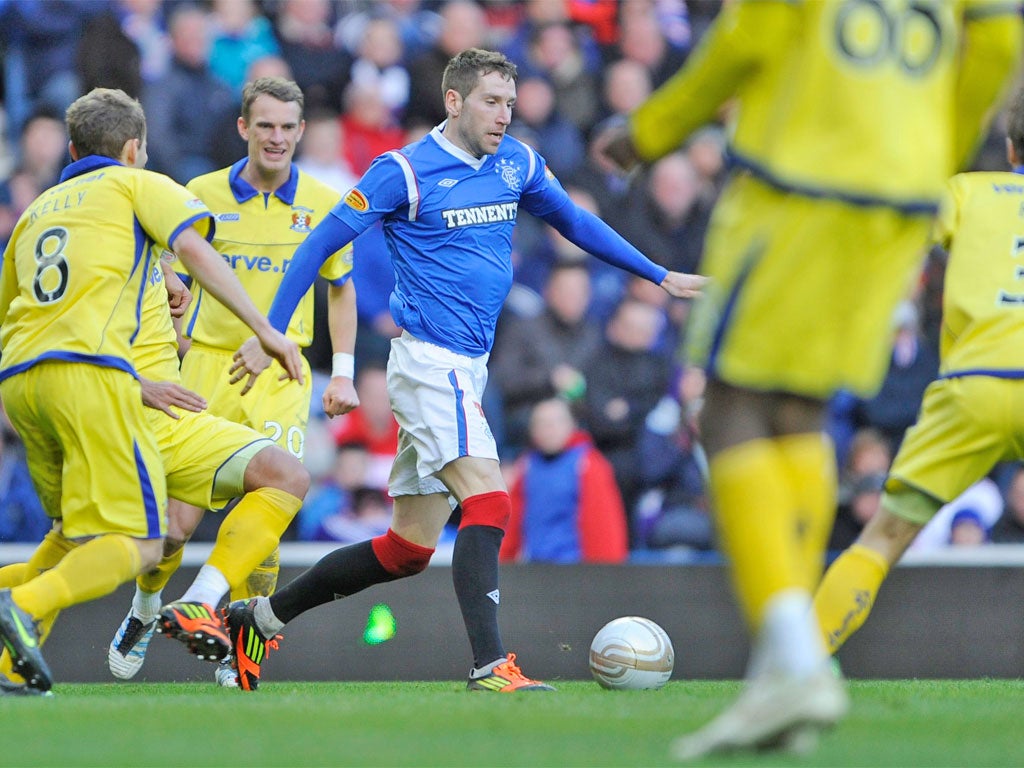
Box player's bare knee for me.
[245,446,310,498]
[162,536,188,558]
[135,538,165,572]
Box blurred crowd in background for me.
[0,0,1021,561]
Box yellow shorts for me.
[146,405,275,511]
[0,362,167,539]
[180,344,312,459]
[686,174,932,399]
[886,375,1024,523]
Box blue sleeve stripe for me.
[167,212,216,250]
[386,151,420,221]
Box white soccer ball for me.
[589,616,674,690]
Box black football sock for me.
[268,541,394,624]
[452,524,505,669]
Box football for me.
[589,616,674,690]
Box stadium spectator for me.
[491,261,602,454]
[294,110,359,194]
[523,21,600,134]
[296,444,393,543]
[404,0,489,129]
[581,297,672,522]
[948,508,989,547]
[855,299,940,455]
[508,75,585,178]
[338,80,406,176]
[79,0,172,96]
[829,428,892,551]
[0,0,106,146]
[272,0,351,114]
[500,397,628,564]
[632,365,711,553]
[208,0,281,95]
[614,5,688,88]
[347,17,411,121]
[143,4,235,183]
[615,151,711,276]
[333,0,442,66]
[910,479,1004,553]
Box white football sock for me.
[180,565,230,607]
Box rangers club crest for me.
[290,206,314,233]
[495,158,521,193]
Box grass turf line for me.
[0,679,1019,767]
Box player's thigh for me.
[391,492,455,548]
[149,407,276,511]
[688,176,930,398]
[887,377,1012,519]
[182,346,312,459]
[2,364,167,539]
[386,333,497,489]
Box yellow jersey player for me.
[814,85,1024,666]
[598,0,1022,758]
[0,88,301,695]
[0,251,312,682]
[107,76,357,688]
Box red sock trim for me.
[459,491,511,531]
[371,528,434,577]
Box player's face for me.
[449,71,515,158]
[239,94,305,178]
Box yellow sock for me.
[0,563,28,591]
[137,546,184,594]
[206,488,299,594]
[11,534,141,619]
[230,547,280,601]
[813,543,890,653]
[709,438,803,630]
[0,528,78,680]
[776,432,838,591]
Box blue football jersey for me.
[331,126,571,356]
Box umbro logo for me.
[486,589,500,605]
[438,178,458,187]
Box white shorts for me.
[387,332,498,497]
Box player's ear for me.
[68,140,79,162]
[1007,136,1019,167]
[237,116,249,140]
[295,119,306,144]
[120,137,140,166]
[444,89,462,118]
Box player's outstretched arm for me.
[323,279,359,418]
[171,227,304,384]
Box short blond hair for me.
[241,77,305,122]
[65,88,146,160]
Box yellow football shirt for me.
[0,156,213,380]
[934,171,1024,376]
[131,246,185,382]
[180,160,352,351]
[629,0,1022,212]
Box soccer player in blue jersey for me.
[220,48,704,692]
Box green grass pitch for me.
[0,679,1019,767]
